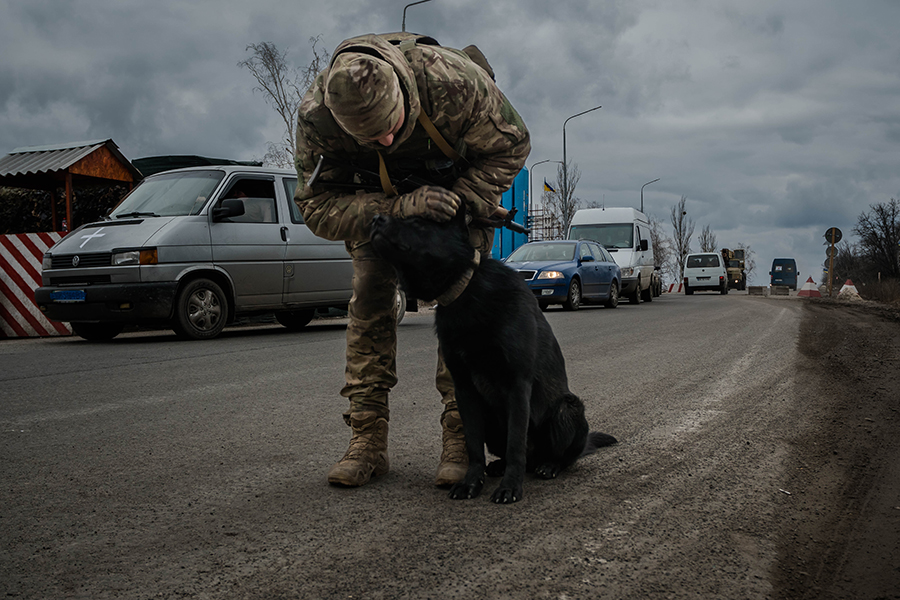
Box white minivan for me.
[567,207,660,303]
[35,166,355,340]
[683,253,728,295]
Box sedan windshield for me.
[568,224,633,249]
[110,170,225,218]
[507,243,575,262]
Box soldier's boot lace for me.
[434,410,468,488]
[327,411,389,487]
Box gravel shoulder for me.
[775,298,900,599]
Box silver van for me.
[35,166,355,340]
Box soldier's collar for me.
[435,250,481,307]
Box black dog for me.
[370,209,616,504]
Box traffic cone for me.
[798,277,821,298]
[838,279,860,299]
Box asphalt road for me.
[1,291,897,599]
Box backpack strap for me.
[416,110,462,162]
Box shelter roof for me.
[0,139,142,189]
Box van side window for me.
[283,178,305,224]
[219,178,278,223]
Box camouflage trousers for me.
[341,227,494,422]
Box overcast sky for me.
[2,0,899,284]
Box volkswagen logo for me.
[72,255,80,267]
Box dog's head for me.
[370,208,476,302]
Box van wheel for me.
[276,309,315,331]
[563,279,581,311]
[71,322,124,341]
[721,283,728,295]
[605,282,619,308]
[394,289,406,325]
[641,283,653,302]
[173,278,228,340]
[685,284,694,296]
[628,279,641,304]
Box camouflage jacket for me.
[294,33,531,243]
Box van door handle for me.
[280,226,289,242]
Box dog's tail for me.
[580,431,618,457]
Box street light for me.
[528,159,563,213]
[562,105,602,202]
[402,0,433,32]
[640,178,660,213]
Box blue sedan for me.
[504,240,622,310]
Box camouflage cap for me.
[324,52,403,141]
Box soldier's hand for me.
[390,186,460,222]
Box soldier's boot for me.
[327,411,389,487]
[434,410,468,488]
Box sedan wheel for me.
[605,281,619,308]
[563,279,581,311]
[173,278,228,340]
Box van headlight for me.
[113,248,158,265]
[537,271,565,279]
[621,267,635,277]
[42,254,52,269]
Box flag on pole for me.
[543,179,556,193]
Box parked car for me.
[36,166,358,341]
[568,207,660,303]
[504,240,621,310]
[683,252,728,295]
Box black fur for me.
[370,210,617,503]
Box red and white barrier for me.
[1,232,72,338]
[797,277,821,298]
[668,282,684,293]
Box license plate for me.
[697,277,710,281]
[542,289,553,296]
[50,289,86,303]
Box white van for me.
[35,166,355,341]
[567,207,660,303]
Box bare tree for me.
[735,242,757,283]
[670,195,695,279]
[239,36,330,168]
[542,161,582,239]
[698,225,717,252]
[853,198,900,279]
[648,213,676,283]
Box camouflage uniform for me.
[294,32,530,486]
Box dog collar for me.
[435,250,481,306]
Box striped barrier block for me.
[1,232,72,338]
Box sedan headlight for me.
[537,270,565,280]
[42,254,52,270]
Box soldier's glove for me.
[390,186,460,222]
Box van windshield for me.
[110,170,226,218]
[568,224,633,249]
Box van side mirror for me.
[640,239,649,252]
[212,199,246,221]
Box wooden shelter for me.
[0,139,142,231]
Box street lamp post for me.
[528,159,563,212]
[402,0,433,32]
[562,105,602,202]
[641,178,660,213]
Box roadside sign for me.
[826,246,837,257]
[824,227,842,244]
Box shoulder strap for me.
[416,111,462,162]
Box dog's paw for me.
[534,462,563,480]
[485,459,506,477]
[490,483,523,504]
[448,478,483,500]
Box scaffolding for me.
[527,207,566,241]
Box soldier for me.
[294,32,530,488]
